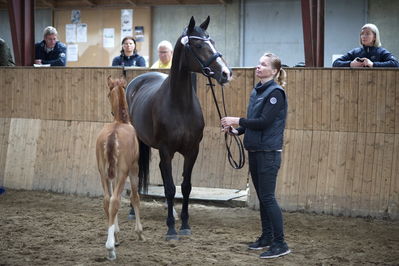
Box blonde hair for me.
[262,53,287,88]
[360,23,381,47]
[43,26,58,38]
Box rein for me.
[206,76,245,169]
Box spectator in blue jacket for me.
[112,36,146,67]
[333,23,399,68]
[34,26,67,66]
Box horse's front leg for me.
[159,149,178,240]
[179,147,199,236]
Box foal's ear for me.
[187,16,195,33]
[119,76,127,88]
[200,16,210,31]
[107,75,114,90]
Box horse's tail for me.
[138,140,150,194]
[105,131,118,180]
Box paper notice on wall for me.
[103,28,115,48]
[66,24,77,43]
[71,10,81,24]
[76,23,87,43]
[67,44,78,61]
[121,9,133,40]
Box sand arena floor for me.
[1,189,398,265]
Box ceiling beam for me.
[39,0,55,8]
[126,0,137,7]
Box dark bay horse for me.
[126,16,232,240]
[96,77,146,260]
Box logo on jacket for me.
[270,97,277,104]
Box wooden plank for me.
[305,130,321,211]
[296,130,312,210]
[303,70,313,130]
[324,131,339,215]
[277,129,292,208]
[378,134,394,218]
[330,70,342,131]
[312,70,322,130]
[348,70,359,132]
[357,71,368,133]
[314,131,330,213]
[288,130,304,210]
[0,118,11,186]
[366,71,377,132]
[376,71,387,133]
[343,132,357,216]
[388,134,399,219]
[369,133,385,217]
[285,69,296,129]
[350,132,366,216]
[385,71,396,134]
[359,133,375,216]
[320,69,331,130]
[332,132,349,216]
[395,71,399,134]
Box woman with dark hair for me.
[112,36,146,67]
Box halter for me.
[182,35,223,77]
[182,34,245,169]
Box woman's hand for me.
[350,58,364,67]
[362,58,374,67]
[221,117,240,128]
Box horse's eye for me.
[195,44,202,49]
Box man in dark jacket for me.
[333,23,399,68]
[0,38,15,66]
[34,26,67,66]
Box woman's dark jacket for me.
[333,45,399,67]
[112,54,145,67]
[236,79,287,151]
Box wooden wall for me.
[248,68,399,219]
[0,67,398,219]
[54,7,152,67]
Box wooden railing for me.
[0,67,398,218]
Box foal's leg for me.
[159,149,178,240]
[179,147,199,235]
[106,175,127,260]
[129,163,144,240]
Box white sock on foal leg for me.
[106,224,116,250]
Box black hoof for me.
[128,214,136,220]
[178,229,192,236]
[165,234,179,241]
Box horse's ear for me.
[200,16,210,31]
[107,76,114,90]
[187,16,195,34]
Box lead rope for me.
[206,76,245,169]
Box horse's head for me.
[178,16,232,85]
[107,76,129,123]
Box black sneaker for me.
[248,237,272,250]
[260,242,291,258]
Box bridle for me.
[183,34,246,169]
[182,35,222,77]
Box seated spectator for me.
[333,23,399,68]
[151,40,173,69]
[0,38,15,66]
[34,26,67,66]
[112,36,146,67]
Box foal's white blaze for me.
[206,40,232,82]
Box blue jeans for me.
[248,151,284,243]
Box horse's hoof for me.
[106,249,116,261]
[178,229,192,236]
[165,234,179,241]
[114,241,120,247]
[128,214,136,220]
